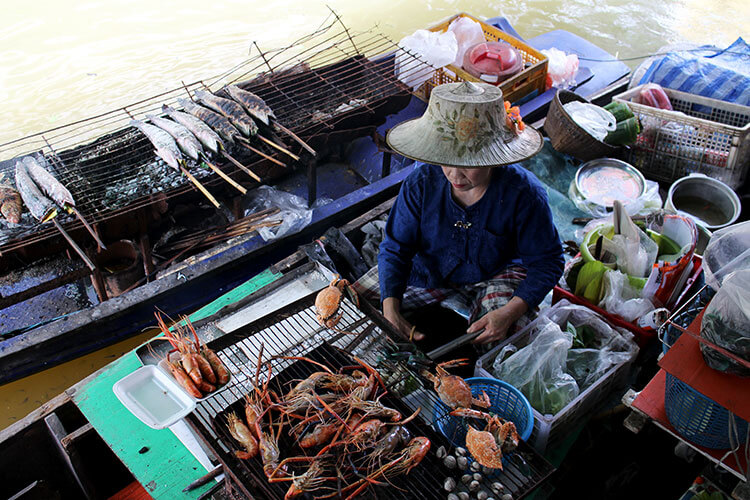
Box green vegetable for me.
[574,260,606,303]
[604,101,634,122]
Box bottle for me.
[636,307,670,330]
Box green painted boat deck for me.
[73,268,281,499]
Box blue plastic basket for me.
[665,372,749,450]
[433,377,534,449]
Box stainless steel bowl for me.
[575,158,646,209]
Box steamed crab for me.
[452,409,519,470]
[314,275,359,331]
[423,359,491,410]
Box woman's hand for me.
[469,296,528,345]
[382,297,425,341]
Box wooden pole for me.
[234,140,287,168]
[273,122,316,156]
[70,206,107,250]
[52,219,96,271]
[220,150,263,181]
[200,155,247,195]
[254,134,300,161]
[179,164,220,208]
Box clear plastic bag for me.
[493,317,580,415]
[600,269,655,322]
[395,29,458,90]
[569,179,662,219]
[243,186,330,242]
[447,16,485,68]
[703,221,750,291]
[700,269,750,376]
[541,48,580,90]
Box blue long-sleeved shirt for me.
[378,163,564,309]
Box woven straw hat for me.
[386,81,543,167]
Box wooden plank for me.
[72,353,213,500]
[0,268,90,309]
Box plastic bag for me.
[243,186,329,242]
[395,29,458,90]
[542,48,579,90]
[600,270,655,322]
[447,16,485,68]
[700,269,750,376]
[569,179,662,220]
[702,221,750,291]
[633,83,673,110]
[360,219,387,268]
[493,317,580,415]
[562,101,616,141]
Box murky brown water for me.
[0,0,747,429]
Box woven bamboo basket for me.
[544,90,620,161]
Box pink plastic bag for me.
[634,83,673,110]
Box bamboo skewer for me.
[52,218,96,271]
[253,134,300,161]
[220,150,263,182]
[179,163,220,208]
[69,206,107,250]
[234,141,287,169]
[199,154,246,195]
[274,122,317,156]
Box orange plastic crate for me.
[416,12,548,105]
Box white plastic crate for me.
[613,85,750,189]
[474,300,638,454]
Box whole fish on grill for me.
[146,113,203,161]
[194,90,258,137]
[22,155,76,209]
[0,183,22,224]
[130,119,184,171]
[225,85,276,126]
[162,104,222,154]
[15,161,57,222]
[178,98,244,145]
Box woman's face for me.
[440,166,493,192]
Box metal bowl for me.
[575,158,646,209]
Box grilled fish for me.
[15,161,57,222]
[130,119,184,171]
[178,98,243,145]
[0,184,22,224]
[225,85,276,126]
[146,113,203,161]
[22,155,75,209]
[162,104,222,154]
[194,90,258,137]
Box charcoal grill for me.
[184,291,555,499]
[0,14,436,309]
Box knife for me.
[426,329,484,360]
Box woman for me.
[355,81,564,349]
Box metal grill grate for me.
[185,292,554,499]
[0,16,434,252]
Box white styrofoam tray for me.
[113,365,196,429]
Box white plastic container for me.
[113,365,196,429]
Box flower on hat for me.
[431,103,500,158]
[505,101,525,135]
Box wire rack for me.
[184,292,555,499]
[0,15,435,254]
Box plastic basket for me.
[433,377,534,452]
[664,372,749,450]
[475,300,638,454]
[613,85,750,189]
[415,13,548,105]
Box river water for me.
[0,0,746,428]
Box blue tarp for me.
[638,37,750,105]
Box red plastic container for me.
[552,255,703,349]
[462,41,523,83]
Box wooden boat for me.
[0,15,629,387]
